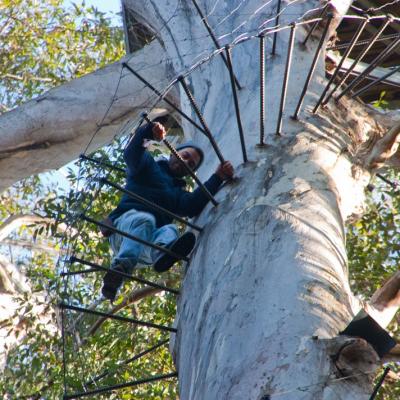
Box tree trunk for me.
[127,1,391,398]
[1,0,398,398]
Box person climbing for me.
[101,118,234,301]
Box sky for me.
[64,0,122,24]
[65,0,121,13]
[82,0,121,13]
[50,1,123,190]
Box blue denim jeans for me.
[109,209,178,274]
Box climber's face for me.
[169,147,201,177]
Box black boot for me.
[153,232,196,273]
[101,264,126,301]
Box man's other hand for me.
[152,122,166,141]
[216,161,234,181]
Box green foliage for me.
[372,91,389,110]
[0,1,178,398]
[0,136,180,398]
[347,172,400,399]
[0,0,124,111]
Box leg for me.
[102,210,156,300]
[110,209,156,273]
[153,229,196,273]
[139,224,179,265]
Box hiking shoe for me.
[101,264,126,301]
[153,232,196,273]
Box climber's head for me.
[168,142,204,177]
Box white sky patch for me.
[63,0,122,25]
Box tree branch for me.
[362,121,400,169]
[0,238,62,255]
[0,104,11,113]
[0,39,170,192]
[0,213,77,241]
[365,270,400,329]
[0,214,51,241]
[1,73,53,83]
[0,254,30,294]
[86,285,161,337]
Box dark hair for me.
[176,142,204,170]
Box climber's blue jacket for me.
[108,123,222,227]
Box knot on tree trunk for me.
[330,337,380,381]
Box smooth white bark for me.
[128,1,394,399]
[0,40,170,191]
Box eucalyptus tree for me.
[1,0,400,399]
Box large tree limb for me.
[0,39,172,192]
[1,73,53,83]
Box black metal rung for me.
[376,173,397,189]
[79,154,125,173]
[329,32,400,52]
[63,372,178,399]
[225,45,247,163]
[292,16,332,120]
[327,17,392,101]
[302,4,328,46]
[79,214,190,262]
[369,367,390,400]
[122,62,206,135]
[276,23,296,136]
[100,177,202,231]
[271,0,282,55]
[190,0,241,90]
[351,65,400,99]
[59,303,177,333]
[86,339,169,386]
[178,76,225,163]
[259,34,266,145]
[69,256,180,295]
[336,36,400,101]
[312,16,369,113]
[60,267,99,277]
[123,339,169,364]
